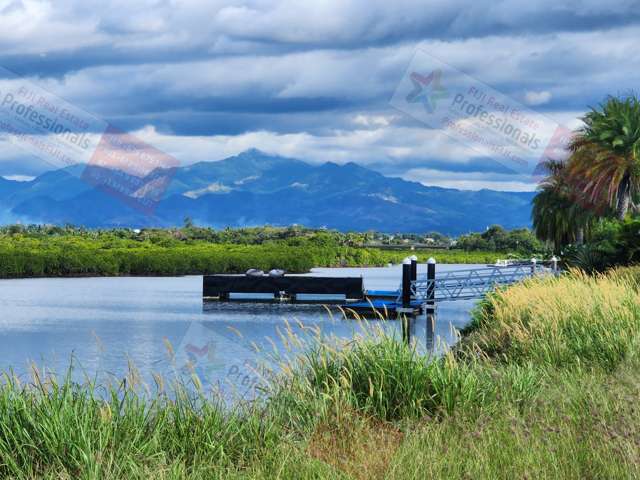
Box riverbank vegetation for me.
[2,266,639,478]
[0,224,537,278]
[532,94,640,272]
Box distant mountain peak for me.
[0,149,535,234]
[233,148,287,161]
[240,147,269,156]
[225,149,304,169]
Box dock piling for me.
[401,259,412,344]
[402,261,412,308]
[426,257,436,351]
[426,257,436,309]
[410,255,418,289]
[531,257,537,275]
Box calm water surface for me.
[0,264,479,398]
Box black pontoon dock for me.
[203,274,365,301]
[202,274,415,316]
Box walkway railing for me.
[397,257,559,345]
[397,258,559,305]
[413,263,553,302]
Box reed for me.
[463,269,640,370]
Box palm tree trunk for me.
[617,175,631,220]
[576,227,585,245]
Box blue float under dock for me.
[340,298,423,317]
[363,289,399,300]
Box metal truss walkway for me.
[410,261,556,303]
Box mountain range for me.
[0,149,535,235]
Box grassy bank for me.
[4,268,638,478]
[0,235,499,278]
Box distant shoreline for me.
[0,226,536,279]
[0,250,499,280]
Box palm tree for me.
[532,159,600,251]
[568,95,640,220]
[532,187,574,251]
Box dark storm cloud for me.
[1,0,640,189]
[110,109,363,136]
[3,1,640,75]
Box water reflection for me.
[0,265,478,399]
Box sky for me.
[0,0,640,191]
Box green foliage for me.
[532,94,640,261]
[563,216,640,271]
[455,225,545,255]
[570,94,640,218]
[531,159,603,251]
[532,94,640,266]
[0,225,502,278]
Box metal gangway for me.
[406,258,558,304]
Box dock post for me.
[410,256,418,295]
[402,260,412,308]
[551,256,558,275]
[426,258,436,352]
[426,258,436,306]
[531,257,537,276]
[401,259,412,344]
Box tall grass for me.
[0,370,285,478]
[2,267,640,478]
[274,338,542,423]
[463,269,640,370]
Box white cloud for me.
[524,90,552,106]
[2,174,35,182]
[0,0,104,54]
[402,168,538,191]
[352,114,395,128]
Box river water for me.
[0,264,480,399]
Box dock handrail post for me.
[531,257,537,276]
[401,260,412,344]
[426,257,436,351]
[402,261,412,308]
[551,256,558,274]
[410,255,418,295]
[426,257,436,308]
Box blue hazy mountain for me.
[0,149,535,234]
